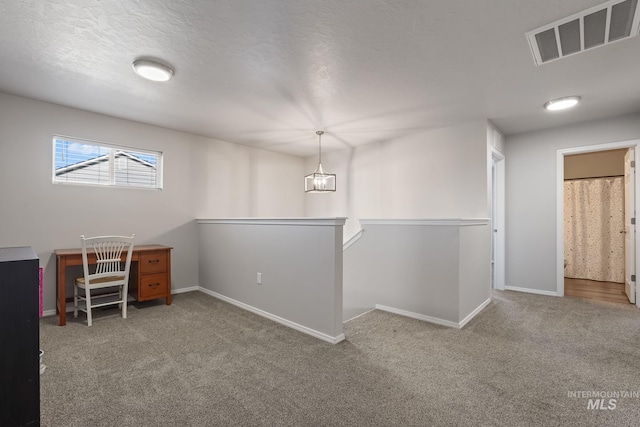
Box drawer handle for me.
[148,283,160,287]
[148,259,160,264]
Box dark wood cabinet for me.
[0,247,40,426]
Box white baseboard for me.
[505,286,558,297]
[172,286,200,294]
[376,298,491,329]
[343,229,365,252]
[197,287,345,345]
[458,298,491,328]
[343,308,375,323]
[375,304,460,328]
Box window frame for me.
[52,135,163,190]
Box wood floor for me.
[564,278,631,304]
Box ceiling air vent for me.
[526,0,640,65]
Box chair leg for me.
[121,286,127,319]
[86,289,92,327]
[73,284,78,318]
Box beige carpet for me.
[40,290,640,426]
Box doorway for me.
[564,149,626,303]
[491,148,505,290]
[557,140,640,307]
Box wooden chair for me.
[73,235,135,326]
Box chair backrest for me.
[80,235,135,284]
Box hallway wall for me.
[505,112,640,294]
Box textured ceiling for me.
[1,0,639,157]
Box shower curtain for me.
[564,176,625,283]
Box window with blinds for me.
[53,136,163,189]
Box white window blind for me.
[53,136,163,189]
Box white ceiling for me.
[1,0,639,157]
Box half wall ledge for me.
[197,218,347,226]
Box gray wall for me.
[0,92,304,312]
[305,120,495,326]
[505,113,640,293]
[198,219,345,342]
[303,120,491,240]
[343,220,490,325]
[458,224,491,320]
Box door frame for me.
[491,148,506,290]
[556,138,640,307]
[625,148,636,303]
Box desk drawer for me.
[140,251,167,274]
[140,273,168,299]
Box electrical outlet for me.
[257,272,262,285]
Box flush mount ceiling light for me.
[544,96,581,111]
[132,59,174,82]
[305,131,336,193]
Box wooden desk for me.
[55,245,172,326]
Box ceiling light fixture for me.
[305,131,336,193]
[132,59,174,82]
[544,96,581,111]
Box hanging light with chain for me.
[305,131,336,192]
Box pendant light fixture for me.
[305,131,336,192]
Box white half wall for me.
[0,92,304,313]
[197,218,346,343]
[505,113,640,293]
[343,219,491,327]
